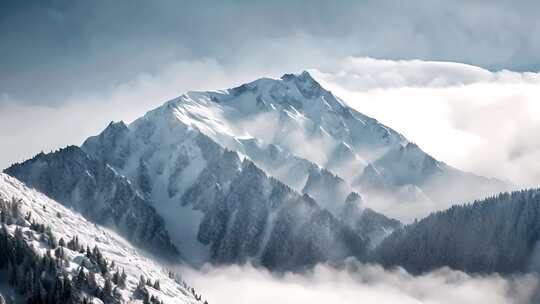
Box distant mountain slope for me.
[0,173,204,304]
[79,114,373,269]
[2,71,510,273]
[4,146,180,261]
[374,189,540,275]
[7,129,375,270]
[119,71,508,221]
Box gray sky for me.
[1,0,539,186]
[2,0,540,106]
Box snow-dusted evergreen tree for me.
[375,189,540,274]
[0,174,207,304]
[0,196,129,303]
[4,146,180,261]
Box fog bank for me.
[182,261,539,304]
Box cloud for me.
[3,0,540,106]
[182,261,539,304]
[313,57,494,89]
[313,57,540,89]
[312,58,540,187]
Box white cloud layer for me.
[312,57,540,187]
[182,261,539,304]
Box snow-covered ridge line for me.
[3,145,181,261]
[150,71,510,221]
[2,71,510,274]
[80,112,375,268]
[0,173,203,304]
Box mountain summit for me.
[133,71,509,221]
[5,71,509,269]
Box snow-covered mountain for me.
[90,71,506,221]
[3,71,508,271]
[7,135,376,270]
[0,173,204,304]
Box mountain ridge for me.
[143,71,510,221]
[7,128,379,270]
[0,173,204,304]
[3,71,511,272]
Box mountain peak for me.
[279,70,326,100]
[107,120,128,129]
[281,70,316,82]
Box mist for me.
[313,58,540,188]
[181,260,539,304]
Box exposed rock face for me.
[5,108,374,270]
[4,146,180,260]
[148,71,509,222]
[340,192,402,247]
[0,173,203,304]
[80,110,371,269]
[3,71,511,273]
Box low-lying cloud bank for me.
[312,57,540,188]
[182,261,539,304]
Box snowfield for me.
[0,173,204,304]
[122,71,508,222]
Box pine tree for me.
[119,268,127,289]
[138,275,146,290]
[62,274,72,303]
[86,246,92,259]
[44,227,57,248]
[10,198,21,218]
[54,246,64,260]
[103,278,113,296]
[143,292,151,304]
[88,271,98,293]
[112,270,120,285]
[76,266,86,286]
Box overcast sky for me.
[1,0,539,186]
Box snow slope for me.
[8,137,373,270]
[130,71,509,221]
[75,93,387,267]
[4,146,180,261]
[0,173,204,304]
[3,71,507,273]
